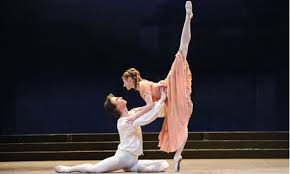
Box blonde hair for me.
[122,68,142,88]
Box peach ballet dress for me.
[139,51,193,152]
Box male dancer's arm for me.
[126,85,154,124]
[131,90,166,127]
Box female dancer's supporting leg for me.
[173,1,193,172]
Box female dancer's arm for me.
[178,1,193,59]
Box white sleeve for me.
[132,100,163,127]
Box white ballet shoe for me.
[54,165,70,173]
[173,155,183,172]
[185,1,193,19]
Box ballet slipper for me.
[54,165,70,173]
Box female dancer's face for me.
[122,77,135,90]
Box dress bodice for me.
[139,80,166,102]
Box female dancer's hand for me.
[126,116,138,125]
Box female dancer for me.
[122,1,193,172]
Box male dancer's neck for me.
[120,108,129,118]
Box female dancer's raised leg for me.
[179,1,193,59]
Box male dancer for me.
[55,88,169,173]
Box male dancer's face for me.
[110,96,127,110]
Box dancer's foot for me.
[173,155,183,172]
[137,165,155,173]
[54,165,71,173]
[185,1,193,19]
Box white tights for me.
[54,150,169,173]
[174,128,188,160]
[178,1,193,59]
[174,0,192,163]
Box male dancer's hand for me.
[160,87,167,102]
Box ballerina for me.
[121,1,193,172]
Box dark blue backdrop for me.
[1,0,288,134]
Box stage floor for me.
[0,159,288,174]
